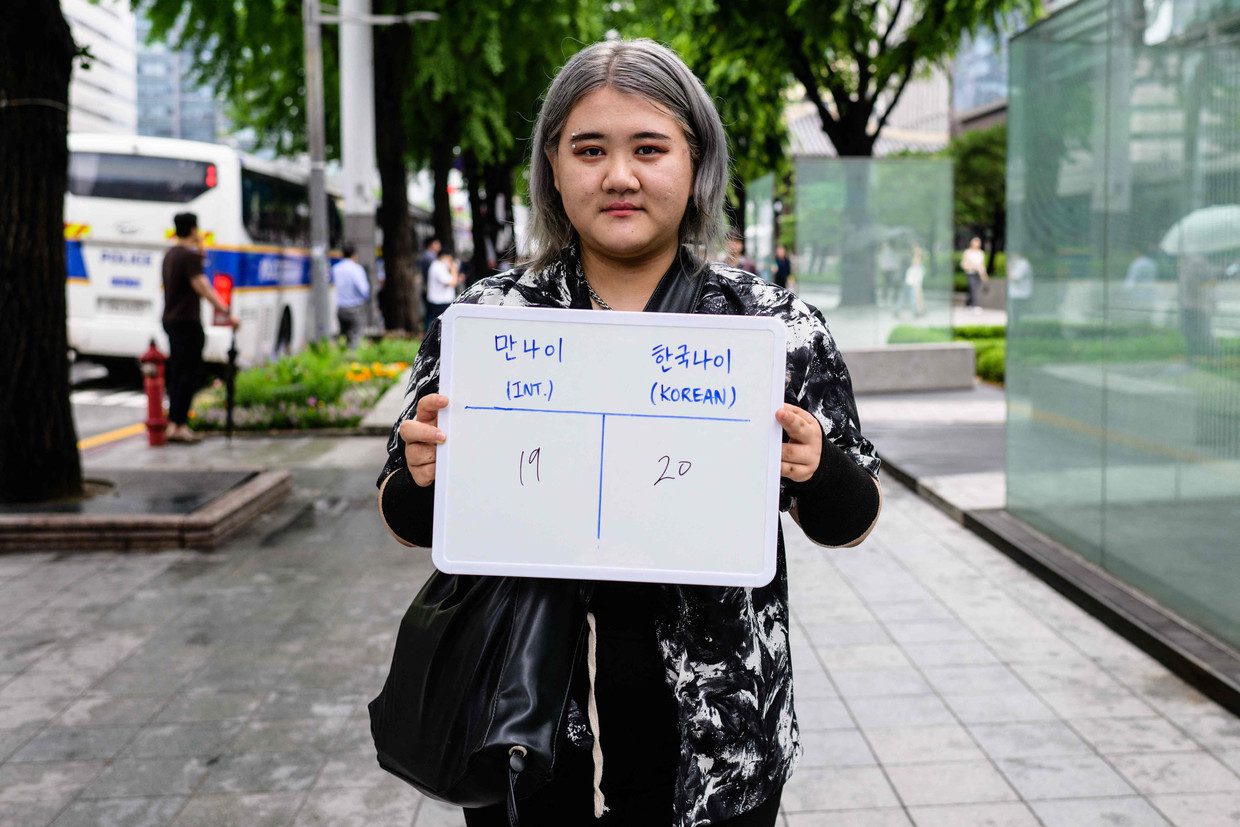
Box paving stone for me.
[886,761,1018,807]
[122,720,244,759]
[848,695,956,729]
[51,796,187,827]
[79,757,210,799]
[1147,792,1240,827]
[828,666,933,698]
[797,728,875,768]
[967,721,1092,760]
[864,725,987,765]
[817,644,912,671]
[785,810,911,826]
[0,698,73,730]
[942,692,1059,725]
[0,724,43,763]
[196,750,323,794]
[154,691,264,724]
[1071,717,1198,754]
[10,724,138,763]
[921,665,1026,696]
[884,620,979,646]
[1038,687,1157,720]
[254,690,365,722]
[1110,752,1240,795]
[54,694,167,728]
[1175,712,1240,751]
[1028,796,1172,827]
[0,670,97,701]
[170,791,304,826]
[907,801,1040,827]
[0,760,103,805]
[781,766,900,812]
[293,786,421,826]
[795,697,853,730]
[995,755,1137,800]
[901,641,1001,668]
[229,718,349,754]
[0,801,67,826]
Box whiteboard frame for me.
[432,303,788,588]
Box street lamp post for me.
[301,0,439,341]
[302,0,333,341]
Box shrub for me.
[191,337,418,431]
[975,339,1006,383]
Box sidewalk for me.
[2,430,1239,824]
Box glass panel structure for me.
[789,158,954,349]
[745,173,776,272]
[1008,0,1240,647]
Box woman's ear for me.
[545,147,561,194]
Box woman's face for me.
[548,86,694,264]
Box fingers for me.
[415,393,449,424]
[775,404,817,442]
[776,404,822,483]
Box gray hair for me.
[524,39,729,274]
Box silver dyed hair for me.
[524,39,729,274]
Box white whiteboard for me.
[432,304,787,587]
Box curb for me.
[0,470,293,552]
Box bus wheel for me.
[275,307,293,357]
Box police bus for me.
[65,133,346,371]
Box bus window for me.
[69,152,216,203]
[242,169,311,247]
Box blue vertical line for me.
[596,414,606,540]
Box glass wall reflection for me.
[789,158,954,350]
[1008,0,1240,647]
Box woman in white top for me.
[425,250,461,326]
[960,236,989,310]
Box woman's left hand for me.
[776,403,822,483]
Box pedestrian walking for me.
[376,38,880,827]
[160,212,238,443]
[961,236,989,311]
[424,249,460,328]
[899,244,925,318]
[419,236,441,328]
[770,244,792,289]
[332,243,370,349]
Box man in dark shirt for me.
[161,212,238,443]
[771,245,792,289]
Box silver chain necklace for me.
[583,278,613,311]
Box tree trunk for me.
[430,141,455,255]
[0,0,82,503]
[463,151,490,281]
[373,16,420,334]
[485,163,515,270]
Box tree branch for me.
[879,0,906,53]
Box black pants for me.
[462,586,782,827]
[163,321,204,426]
[966,270,983,307]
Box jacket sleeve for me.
[781,299,881,547]
[375,318,443,548]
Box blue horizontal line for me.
[463,405,750,423]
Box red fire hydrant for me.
[139,340,168,447]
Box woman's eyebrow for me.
[568,130,673,142]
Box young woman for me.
[377,39,881,827]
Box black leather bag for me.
[368,251,707,819]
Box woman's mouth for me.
[603,202,640,216]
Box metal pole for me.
[302,0,333,341]
[339,0,380,332]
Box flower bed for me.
[189,338,419,431]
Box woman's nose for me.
[602,157,639,192]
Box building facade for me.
[135,16,223,143]
[62,0,137,135]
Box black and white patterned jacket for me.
[377,249,881,826]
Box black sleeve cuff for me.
[787,435,881,547]
[378,468,435,548]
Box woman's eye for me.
[636,145,666,156]
[577,147,603,157]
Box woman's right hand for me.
[399,394,449,487]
